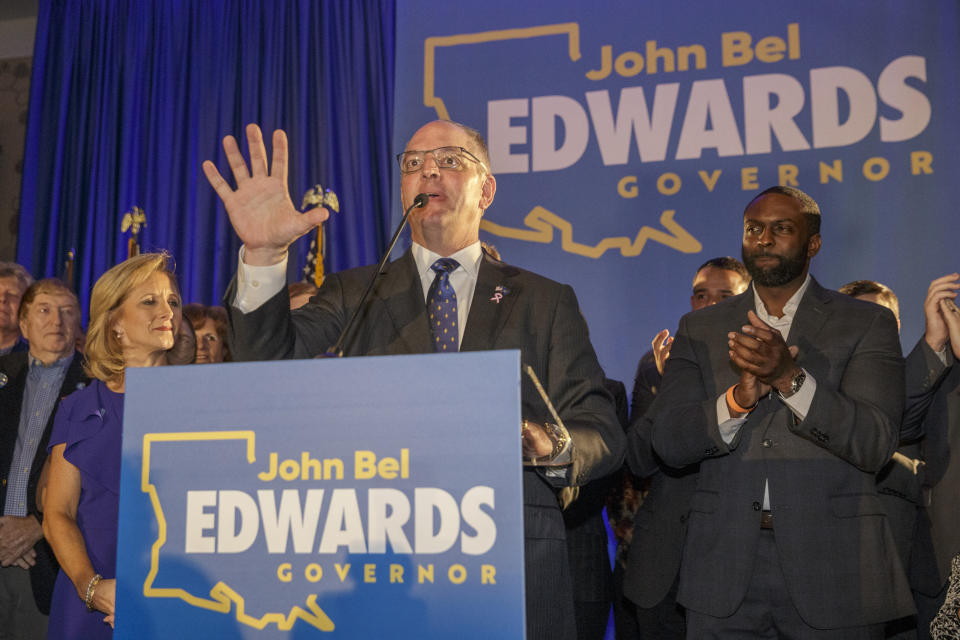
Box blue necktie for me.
[427,258,460,352]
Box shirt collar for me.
[412,241,483,281]
[752,273,812,322]
[28,351,74,372]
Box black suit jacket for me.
[0,350,88,614]
[227,250,624,640]
[623,404,698,610]
[903,338,960,595]
[650,278,914,628]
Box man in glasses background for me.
[203,120,624,640]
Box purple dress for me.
[46,379,122,639]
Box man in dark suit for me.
[0,278,87,637]
[622,257,749,639]
[0,262,34,356]
[839,279,923,638]
[902,273,960,639]
[650,186,914,637]
[203,120,625,640]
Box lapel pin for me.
[0,373,7,388]
[490,285,510,303]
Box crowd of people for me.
[0,119,958,640]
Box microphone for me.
[411,192,430,208]
[324,194,430,357]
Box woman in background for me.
[183,303,230,363]
[43,253,181,637]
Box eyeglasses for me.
[396,146,486,174]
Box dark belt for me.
[760,511,774,529]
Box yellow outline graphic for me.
[422,22,701,259]
[141,431,335,632]
[424,23,582,120]
[480,208,701,258]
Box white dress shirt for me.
[233,242,483,347]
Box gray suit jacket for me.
[903,338,960,595]
[226,250,624,640]
[623,406,697,609]
[650,278,914,629]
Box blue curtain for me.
[18,0,396,311]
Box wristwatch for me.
[780,368,806,399]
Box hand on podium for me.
[521,420,570,466]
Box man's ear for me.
[806,233,821,259]
[479,174,496,211]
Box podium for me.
[115,351,526,638]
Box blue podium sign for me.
[115,351,525,639]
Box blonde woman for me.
[43,253,181,637]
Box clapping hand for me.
[923,273,960,353]
[939,296,960,360]
[728,311,800,409]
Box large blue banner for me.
[393,1,959,388]
[115,352,525,639]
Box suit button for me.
[762,439,772,448]
[752,501,761,511]
[680,514,688,523]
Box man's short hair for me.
[18,278,79,322]
[0,262,34,292]
[444,120,491,170]
[747,185,821,237]
[694,256,750,283]
[839,280,900,321]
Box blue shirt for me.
[3,352,73,516]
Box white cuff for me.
[716,393,748,445]
[778,369,816,421]
[935,344,950,366]
[233,247,288,313]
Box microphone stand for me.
[324,193,429,357]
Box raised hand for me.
[202,124,329,266]
[651,329,673,375]
[922,273,960,352]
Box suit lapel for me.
[461,255,521,352]
[753,279,831,430]
[376,250,434,354]
[31,352,88,473]
[0,353,29,499]
[785,277,832,359]
[711,289,757,392]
